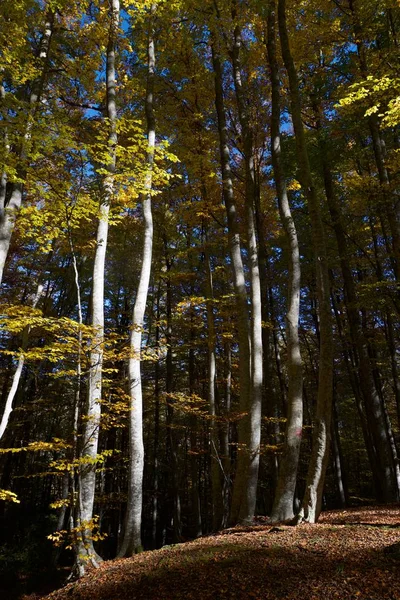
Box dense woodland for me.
[0,0,399,585]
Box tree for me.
[77,0,120,571]
[118,1,156,557]
[266,0,303,523]
[278,0,333,523]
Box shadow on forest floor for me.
[21,505,400,600]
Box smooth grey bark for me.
[266,1,303,523]
[0,283,43,441]
[79,0,119,567]
[278,0,333,524]
[211,39,252,527]
[118,3,156,557]
[229,6,263,525]
[0,14,54,285]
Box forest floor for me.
[26,505,400,600]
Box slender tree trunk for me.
[188,308,202,538]
[0,284,43,441]
[118,3,156,557]
[222,341,232,526]
[152,283,161,548]
[164,234,182,543]
[79,0,119,567]
[198,166,226,530]
[211,38,252,526]
[66,221,85,576]
[331,388,348,508]
[203,229,223,530]
[230,10,263,525]
[266,1,303,523]
[278,0,333,523]
[187,233,202,538]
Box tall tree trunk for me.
[203,228,223,530]
[211,38,252,526]
[164,233,182,543]
[266,1,303,523]
[222,341,232,526]
[186,231,202,538]
[67,221,85,576]
[278,0,333,523]
[79,0,119,567]
[229,8,263,526]
[118,3,156,557]
[152,282,161,548]
[188,306,202,538]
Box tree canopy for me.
[0,0,399,591]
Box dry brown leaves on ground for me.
[44,505,400,600]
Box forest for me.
[0,0,399,595]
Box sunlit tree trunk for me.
[118,2,156,557]
[229,6,263,525]
[0,284,43,441]
[79,0,119,567]
[278,0,333,524]
[66,221,85,576]
[266,1,303,523]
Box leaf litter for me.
[43,505,400,600]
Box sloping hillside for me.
[43,506,400,600]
